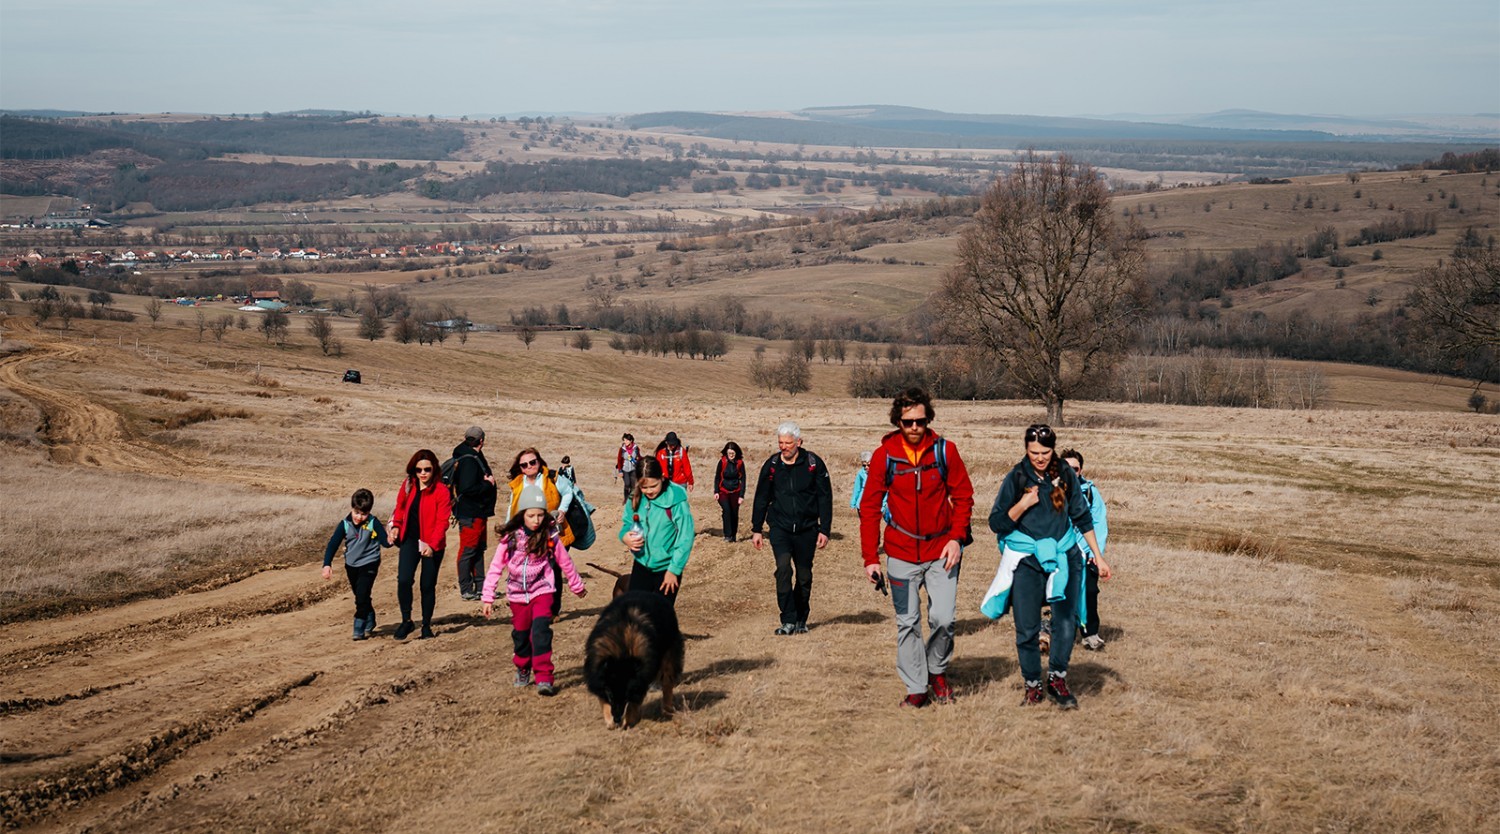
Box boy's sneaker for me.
[513,669,533,687]
[1021,683,1045,706]
[774,623,797,635]
[418,626,435,640]
[793,622,809,634]
[1046,675,1078,710]
[900,693,930,709]
[929,674,954,704]
[1082,634,1105,651]
[393,621,416,640]
[536,682,558,697]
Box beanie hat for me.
[860,450,872,464]
[664,431,680,446]
[513,487,548,515]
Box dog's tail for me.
[586,562,627,578]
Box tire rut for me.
[0,673,318,830]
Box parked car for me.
[341,369,362,384]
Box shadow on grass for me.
[955,616,1006,638]
[819,610,886,627]
[947,654,1017,685]
[1066,661,1123,695]
[680,656,776,686]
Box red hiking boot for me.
[929,673,954,704]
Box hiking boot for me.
[362,613,376,638]
[1021,683,1045,706]
[774,623,798,636]
[1047,676,1078,710]
[536,682,558,697]
[793,622,809,634]
[418,625,436,640]
[513,669,533,687]
[460,590,479,602]
[900,693,930,709]
[929,674,954,704]
[1082,634,1105,651]
[393,621,416,640]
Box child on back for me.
[480,487,587,696]
[321,488,392,641]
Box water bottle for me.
[627,515,644,558]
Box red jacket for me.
[859,429,974,566]
[656,446,694,487]
[391,477,452,552]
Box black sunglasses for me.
[899,417,930,428]
[1025,424,1055,441]
[519,458,540,467]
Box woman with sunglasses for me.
[984,424,1111,709]
[505,448,577,548]
[389,449,453,640]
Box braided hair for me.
[1024,424,1066,512]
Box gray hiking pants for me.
[887,556,960,696]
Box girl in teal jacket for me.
[619,457,695,604]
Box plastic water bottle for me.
[627,516,644,558]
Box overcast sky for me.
[2,0,1496,118]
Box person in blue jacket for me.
[986,425,1111,709]
[1062,448,1110,651]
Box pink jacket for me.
[480,529,585,605]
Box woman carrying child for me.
[480,487,588,696]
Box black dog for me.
[583,591,684,729]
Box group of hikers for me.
[321,387,1112,709]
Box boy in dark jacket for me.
[751,422,833,634]
[322,488,393,640]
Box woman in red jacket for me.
[389,449,453,640]
[655,432,694,491]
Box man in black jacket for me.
[452,426,497,601]
[751,421,833,635]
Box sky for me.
[1,0,1497,119]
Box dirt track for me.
[3,320,1498,833]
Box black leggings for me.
[628,560,679,607]
[719,496,741,539]
[397,541,445,626]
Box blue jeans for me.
[1011,547,1084,683]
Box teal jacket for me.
[619,482,695,576]
[1077,476,1108,555]
[980,529,1088,629]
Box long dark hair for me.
[630,457,666,511]
[496,505,559,559]
[1024,424,1066,513]
[720,441,743,460]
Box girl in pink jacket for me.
[480,487,587,696]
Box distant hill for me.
[627,106,1488,177]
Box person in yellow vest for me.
[506,447,578,618]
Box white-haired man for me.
[751,421,833,635]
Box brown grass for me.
[159,405,251,429]
[139,387,191,402]
[1,285,1497,833]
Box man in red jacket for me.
[859,387,975,708]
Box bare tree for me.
[572,331,593,351]
[938,152,1143,424]
[306,311,335,355]
[518,326,537,350]
[1409,243,1499,375]
[210,314,233,342]
[357,306,386,341]
[775,353,812,396]
[259,309,290,346]
[145,297,163,326]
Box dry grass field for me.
[2,308,1498,833]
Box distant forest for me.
[1,114,465,161]
[422,159,698,200]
